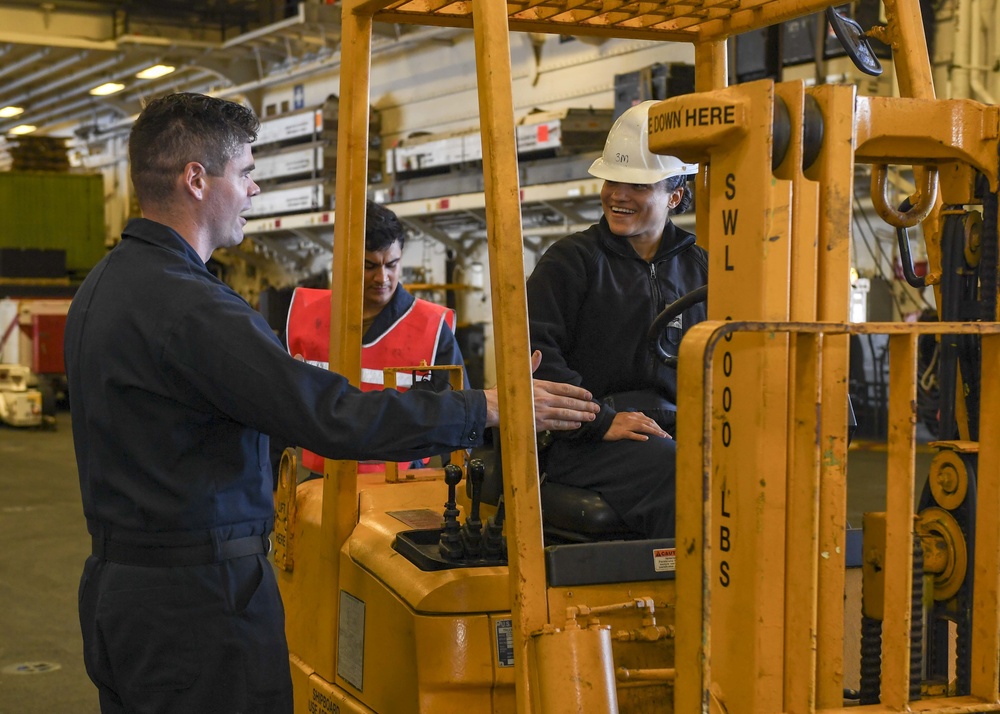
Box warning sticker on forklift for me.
[653,547,676,572]
[495,618,514,668]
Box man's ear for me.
[668,186,684,209]
[182,162,207,201]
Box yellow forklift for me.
[274,2,1000,712]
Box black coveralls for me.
[65,219,486,714]
[527,216,708,538]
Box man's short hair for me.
[129,93,260,208]
[365,200,406,253]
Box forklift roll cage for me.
[275,1,1000,712]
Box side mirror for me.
[826,6,883,77]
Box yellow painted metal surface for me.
[807,83,855,710]
[916,507,968,601]
[382,363,466,484]
[545,584,678,711]
[970,335,1000,703]
[677,320,1000,714]
[281,478,516,713]
[652,80,794,712]
[469,2,549,712]
[356,0,860,44]
[274,448,298,572]
[289,1,1000,713]
[928,448,973,511]
[531,623,619,713]
[861,512,887,621]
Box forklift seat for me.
[539,481,641,543]
[475,429,642,544]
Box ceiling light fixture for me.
[136,64,175,79]
[89,82,125,96]
[9,125,37,135]
[0,106,25,118]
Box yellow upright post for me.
[470,2,547,712]
[676,320,715,714]
[806,83,857,709]
[693,39,728,256]
[881,333,918,708]
[971,334,1000,701]
[314,0,375,686]
[650,80,793,711]
[773,81,821,714]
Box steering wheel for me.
[646,285,708,367]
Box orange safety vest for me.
[286,287,456,473]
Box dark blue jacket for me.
[65,218,485,539]
[527,216,708,440]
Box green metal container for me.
[0,172,106,276]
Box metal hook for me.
[870,164,938,228]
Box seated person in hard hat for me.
[286,200,470,475]
[526,100,707,539]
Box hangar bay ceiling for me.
[0,1,343,144]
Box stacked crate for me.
[248,95,381,217]
[8,136,71,173]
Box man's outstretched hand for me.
[483,350,599,431]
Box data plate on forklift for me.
[495,618,515,668]
[337,591,365,691]
[387,508,444,530]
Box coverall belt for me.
[91,533,270,567]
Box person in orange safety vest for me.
[286,200,470,474]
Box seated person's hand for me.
[603,411,672,442]
[482,351,599,431]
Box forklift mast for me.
[274,2,1000,713]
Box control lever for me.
[483,496,506,561]
[461,458,485,557]
[438,463,464,560]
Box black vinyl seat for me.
[539,481,640,543]
[474,430,641,544]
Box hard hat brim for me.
[588,156,697,184]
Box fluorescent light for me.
[8,125,37,135]
[89,82,125,96]
[136,64,175,79]
[0,106,24,118]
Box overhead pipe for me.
[4,9,461,137]
[953,0,973,97]
[214,25,464,101]
[0,47,50,81]
[0,53,125,110]
[0,58,157,132]
[968,0,998,103]
[87,22,465,138]
[13,58,154,114]
[993,0,1000,100]
[0,51,88,99]
[118,68,220,107]
[2,94,123,132]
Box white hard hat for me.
[589,100,698,184]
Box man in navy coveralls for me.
[65,92,597,714]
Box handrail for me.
[676,319,1000,714]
